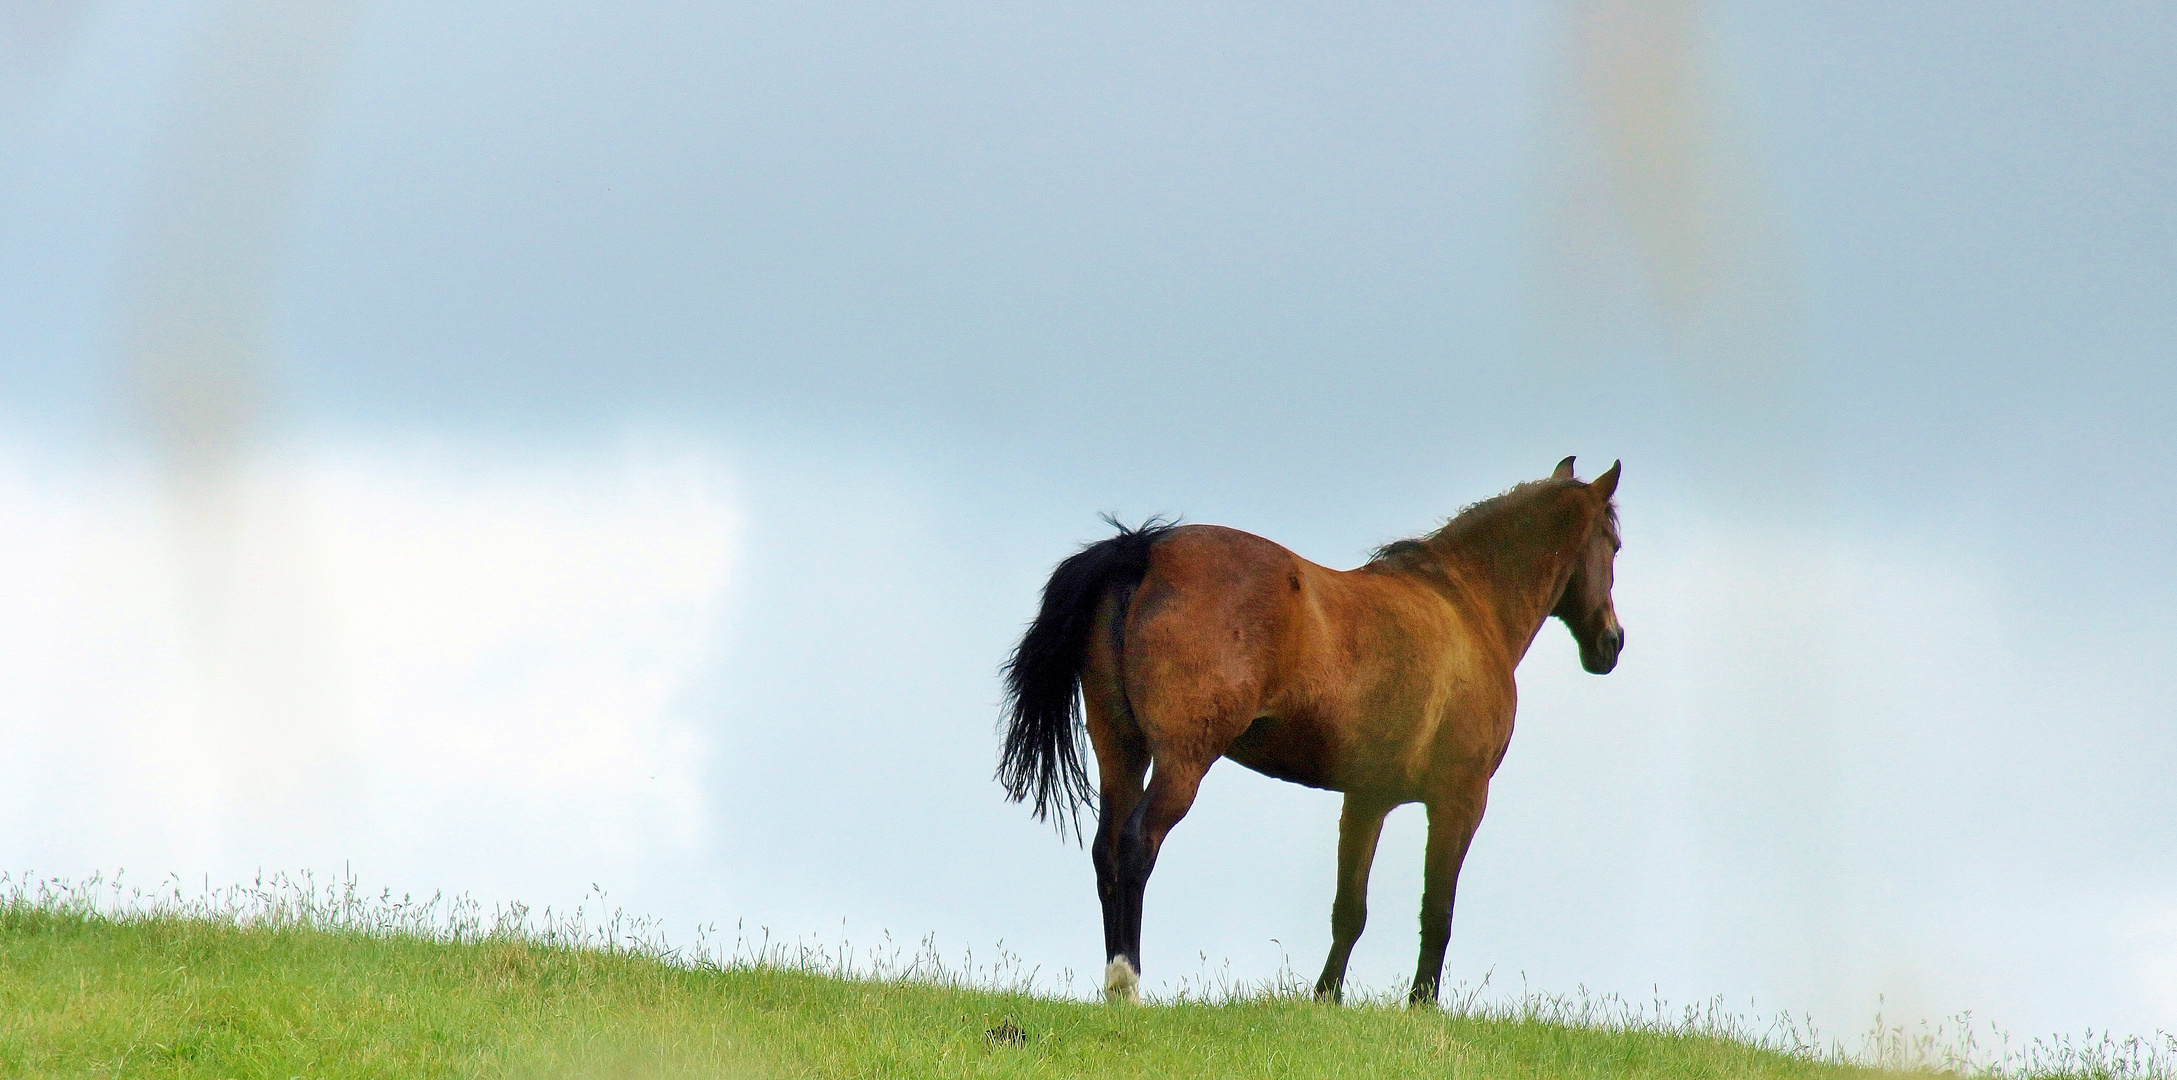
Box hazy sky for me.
[2,0,2173,1047]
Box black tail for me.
[999,516,1179,841]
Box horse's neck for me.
[1439,519,1578,663]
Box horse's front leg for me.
[1314,792,1393,1002]
[1410,778,1489,1006]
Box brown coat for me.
[999,458,1624,1004]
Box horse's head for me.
[1549,457,1623,674]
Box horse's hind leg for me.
[1086,721,1148,988]
[1314,793,1393,1003]
[1082,586,1153,1002]
[1106,753,1211,1003]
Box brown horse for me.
[999,457,1623,1005]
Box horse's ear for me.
[1590,460,1622,500]
[1552,456,1576,480]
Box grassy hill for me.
[1,874,2163,1078]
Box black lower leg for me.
[1410,899,1451,1005]
[1113,797,1156,972]
[1092,807,1121,962]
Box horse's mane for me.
[1369,478,1616,567]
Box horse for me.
[998,457,1624,1006]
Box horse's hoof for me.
[1103,957,1142,1005]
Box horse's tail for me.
[999,516,1178,840]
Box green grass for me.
[2,873,2168,1079]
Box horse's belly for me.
[1222,715,1339,790]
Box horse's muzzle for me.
[1581,626,1624,674]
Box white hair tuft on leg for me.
[1103,957,1141,1005]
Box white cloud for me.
[0,440,734,906]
